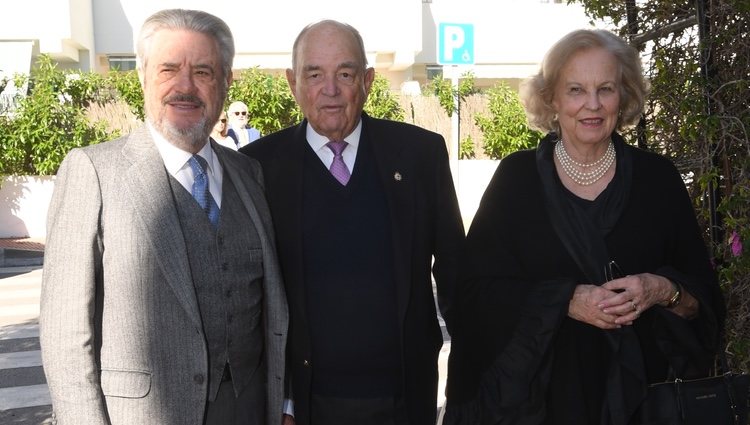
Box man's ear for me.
[285,68,297,99]
[363,67,375,95]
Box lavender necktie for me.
[326,141,351,185]
[188,155,220,227]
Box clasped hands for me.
[568,273,673,329]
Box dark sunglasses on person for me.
[233,111,248,116]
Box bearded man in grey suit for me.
[39,9,288,425]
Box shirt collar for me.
[148,122,216,176]
[306,119,362,152]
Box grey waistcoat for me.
[171,172,265,402]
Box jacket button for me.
[193,374,204,384]
[303,360,311,367]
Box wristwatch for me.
[665,281,682,308]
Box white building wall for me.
[1,0,95,66]
[3,0,602,84]
[92,0,422,72]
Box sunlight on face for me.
[552,47,621,150]
[141,29,227,152]
[287,23,374,141]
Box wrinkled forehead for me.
[295,23,365,71]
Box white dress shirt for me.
[306,120,362,173]
[149,123,224,207]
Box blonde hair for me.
[520,29,648,134]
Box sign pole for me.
[437,22,474,194]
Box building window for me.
[426,65,443,80]
[108,56,136,71]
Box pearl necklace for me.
[554,139,615,186]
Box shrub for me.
[460,135,475,159]
[476,82,542,159]
[0,55,115,176]
[364,74,405,121]
[423,72,478,117]
[227,68,302,134]
[108,70,144,121]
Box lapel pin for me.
[394,172,402,181]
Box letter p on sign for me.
[438,23,474,65]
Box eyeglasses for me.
[233,111,248,116]
[604,260,624,282]
[220,118,227,123]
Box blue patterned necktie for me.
[188,155,220,227]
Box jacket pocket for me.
[100,368,151,398]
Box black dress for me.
[444,133,725,425]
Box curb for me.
[0,248,44,268]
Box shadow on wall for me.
[0,176,55,239]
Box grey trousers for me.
[204,369,265,425]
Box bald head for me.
[291,20,368,74]
[285,19,374,142]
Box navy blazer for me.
[242,114,464,425]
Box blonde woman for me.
[211,110,239,150]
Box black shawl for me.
[444,133,724,425]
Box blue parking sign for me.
[438,23,474,65]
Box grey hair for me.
[520,29,649,134]
[136,9,235,82]
[291,19,368,73]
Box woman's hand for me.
[600,273,699,321]
[599,273,674,324]
[568,284,623,329]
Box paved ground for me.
[0,266,52,424]
[0,240,450,422]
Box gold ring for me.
[631,301,638,312]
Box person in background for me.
[241,19,464,425]
[212,110,238,149]
[444,29,725,425]
[227,100,261,147]
[39,8,288,425]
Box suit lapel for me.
[362,115,415,326]
[216,144,272,250]
[120,127,202,328]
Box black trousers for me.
[310,393,409,425]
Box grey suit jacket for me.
[39,125,288,425]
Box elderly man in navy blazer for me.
[242,19,464,425]
[40,9,287,425]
